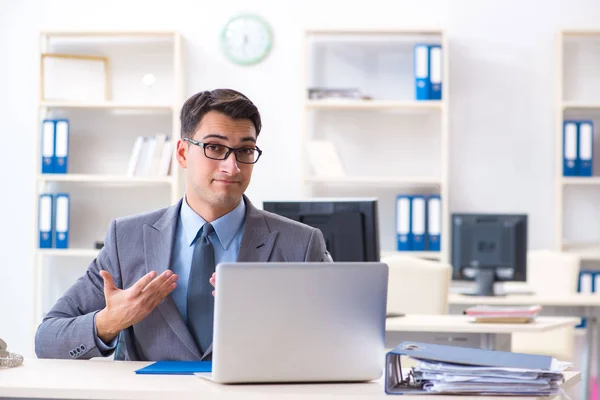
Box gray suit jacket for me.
[35,196,330,361]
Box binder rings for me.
[38,194,53,248]
[396,195,411,251]
[578,121,593,176]
[135,361,212,375]
[41,120,55,174]
[413,44,430,100]
[54,193,70,249]
[54,119,69,174]
[385,341,559,395]
[429,45,442,100]
[411,196,426,251]
[563,121,578,176]
[427,195,441,251]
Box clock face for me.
[221,14,273,66]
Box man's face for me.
[177,110,257,213]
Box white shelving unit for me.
[556,30,600,260]
[302,29,449,262]
[32,31,185,346]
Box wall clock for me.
[221,13,273,66]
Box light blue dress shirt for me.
[170,196,246,323]
[94,196,246,352]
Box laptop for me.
[210,262,388,384]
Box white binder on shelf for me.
[578,121,593,176]
[149,134,168,176]
[54,193,70,249]
[396,195,411,251]
[427,195,441,251]
[429,45,442,100]
[411,196,426,251]
[413,44,430,100]
[563,121,578,176]
[579,271,593,294]
[38,194,53,248]
[41,120,55,174]
[54,119,69,174]
[127,136,145,177]
[158,140,174,176]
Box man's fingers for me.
[99,270,117,294]
[140,270,173,296]
[131,271,157,294]
[157,274,178,298]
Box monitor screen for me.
[262,199,380,262]
[451,213,527,296]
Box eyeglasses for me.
[183,137,262,164]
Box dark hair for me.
[180,89,262,138]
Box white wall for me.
[2,0,600,356]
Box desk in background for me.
[0,358,581,400]
[386,314,579,351]
[449,293,600,400]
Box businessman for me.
[35,89,330,361]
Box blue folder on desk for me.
[135,361,212,375]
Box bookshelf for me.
[32,31,185,346]
[556,30,600,260]
[301,29,449,263]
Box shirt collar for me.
[180,195,246,250]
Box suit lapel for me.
[237,196,278,262]
[143,199,201,359]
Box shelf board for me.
[561,242,600,260]
[561,177,600,185]
[306,29,444,36]
[40,101,173,111]
[37,174,173,184]
[37,248,100,257]
[381,251,442,260]
[304,176,442,186]
[305,100,443,111]
[561,30,600,37]
[41,31,177,37]
[562,101,600,110]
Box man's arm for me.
[35,220,122,360]
[304,228,333,262]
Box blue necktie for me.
[187,223,215,357]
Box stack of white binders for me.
[38,193,70,249]
[385,341,571,396]
[126,134,174,177]
[396,195,441,252]
[41,119,69,174]
[413,43,443,101]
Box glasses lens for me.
[204,144,229,159]
[235,148,259,164]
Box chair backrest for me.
[526,250,581,296]
[382,254,452,315]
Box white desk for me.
[385,314,579,352]
[0,358,581,400]
[449,293,600,400]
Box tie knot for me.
[199,223,214,240]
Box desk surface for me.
[386,315,580,333]
[449,293,600,306]
[0,359,580,400]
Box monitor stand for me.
[462,269,506,297]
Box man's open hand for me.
[95,270,178,343]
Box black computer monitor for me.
[262,199,380,262]
[451,213,527,296]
